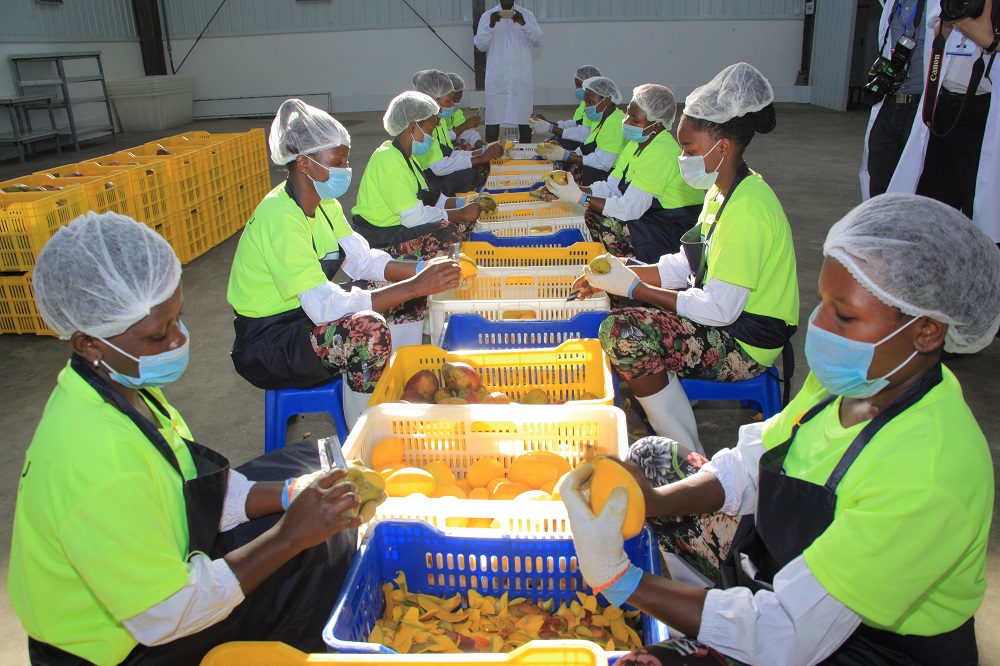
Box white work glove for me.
[535,142,569,161]
[281,470,324,510]
[530,117,554,134]
[560,463,643,607]
[583,254,642,298]
[544,174,586,204]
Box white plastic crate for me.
[485,172,546,189]
[343,403,628,534]
[428,265,610,341]
[479,200,584,223]
[504,142,546,160]
[472,217,591,240]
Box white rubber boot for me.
[388,321,424,349]
[634,372,704,455]
[342,381,373,431]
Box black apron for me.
[614,157,702,262]
[351,138,449,248]
[230,180,347,391]
[719,364,978,665]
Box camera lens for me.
[940,0,986,22]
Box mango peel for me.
[547,169,569,186]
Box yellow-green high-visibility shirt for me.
[583,107,626,157]
[610,131,704,210]
[572,101,598,129]
[228,181,352,319]
[698,171,799,367]
[413,122,454,170]
[353,141,428,228]
[761,369,992,636]
[8,364,199,665]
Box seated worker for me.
[562,193,999,666]
[10,212,377,665]
[351,91,482,256]
[536,76,627,186]
[410,69,503,196]
[445,72,485,150]
[228,99,462,424]
[570,64,798,454]
[543,84,704,260]
[530,65,602,151]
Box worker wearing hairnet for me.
[474,1,543,144]
[228,99,462,424]
[536,76,627,186]
[542,84,703,260]
[444,72,485,149]
[530,65,603,151]
[10,212,375,665]
[570,64,798,453]
[409,69,503,196]
[563,193,998,666]
[351,91,481,261]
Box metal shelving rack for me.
[10,51,117,151]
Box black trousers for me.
[917,91,992,218]
[485,124,531,143]
[866,98,919,197]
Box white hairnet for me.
[575,65,601,81]
[269,98,350,166]
[447,72,465,93]
[582,76,622,105]
[684,63,774,124]
[383,91,440,136]
[412,69,454,99]
[824,194,1000,354]
[632,84,677,129]
[33,212,181,340]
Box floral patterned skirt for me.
[598,307,766,382]
[618,436,745,666]
[585,208,634,258]
[309,310,391,393]
[382,220,463,260]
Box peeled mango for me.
[547,170,569,186]
[589,254,612,274]
[588,457,646,539]
[474,192,498,213]
[457,254,478,282]
[368,571,644,654]
[344,460,388,521]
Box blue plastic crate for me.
[439,312,607,351]
[469,228,587,248]
[482,182,544,194]
[323,520,667,660]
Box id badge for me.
[947,36,976,57]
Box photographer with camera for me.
[861,1,926,199]
[862,0,1000,245]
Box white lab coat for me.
[473,4,543,126]
[861,2,1000,241]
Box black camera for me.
[940,0,986,22]
[863,34,918,103]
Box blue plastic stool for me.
[263,376,350,453]
[680,369,783,419]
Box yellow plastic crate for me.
[8,172,134,217]
[371,339,614,408]
[169,130,266,184]
[92,154,174,225]
[460,241,605,268]
[343,403,627,534]
[0,186,88,271]
[246,127,269,177]
[128,144,209,207]
[152,203,216,265]
[0,272,56,336]
[200,639,608,666]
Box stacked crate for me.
[0,128,269,335]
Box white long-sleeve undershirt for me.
[428,150,474,176]
[589,177,654,222]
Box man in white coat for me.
[861,0,1000,244]
[474,1,543,145]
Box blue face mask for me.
[804,307,919,399]
[584,99,605,122]
[677,139,724,190]
[438,106,457,119]
[306,155,352,200]
[411,127,435,156]
[100,321,191,389]
[574,88,586,101]
[622,121,652,143]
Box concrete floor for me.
[0,103,997,664]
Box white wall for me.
[168,18,809,119]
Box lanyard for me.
[391,137,430,191]
[897,1,920,36]
[705,162,752,243]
